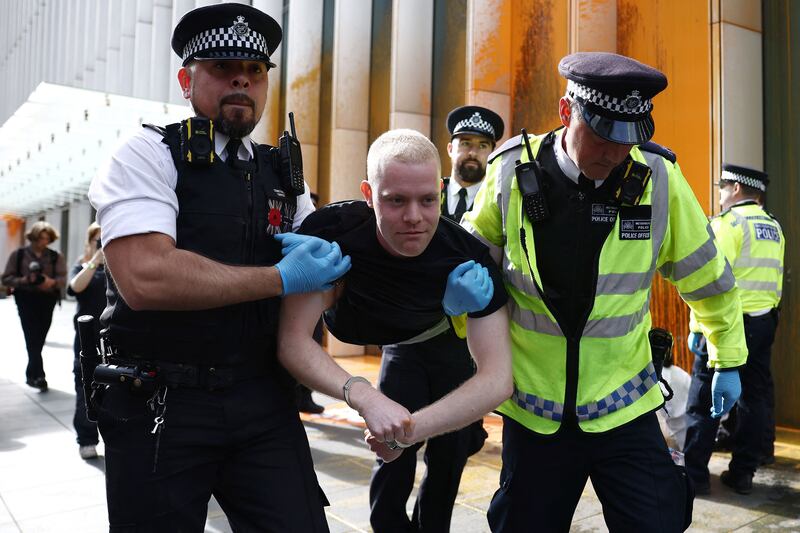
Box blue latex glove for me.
[687,332,708,356]
[274,233,351,295]
[710,370,741,419]
[442,260,494,316]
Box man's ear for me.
[360,180,374,207]
[558,97,571,128]
[178,67,192,99]
[446,141,455,158]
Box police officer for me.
[88,4,350,530]
[442,105,504,222]
[683,164,784,495]
[462,52,748,532]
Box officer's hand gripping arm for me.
[442,260,494,316]
[274,233,351,295]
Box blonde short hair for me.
[26,221,59,243]
[367,129,441,184]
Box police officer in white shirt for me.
[87,4,353,530]
[442,105,505,222]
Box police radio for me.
[180,117,215,165]
[279,112,306,196]
[613,159,651,206]
[516,129,550,222]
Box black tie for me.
[453,188,468,222]
[578,174,594,193]
[225,138,242,167]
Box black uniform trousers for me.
[98,374,329,532]
[487,413,692,533]
[72,334,99,446]
[370,328,486,533]
[684,312,778,483]
[14,291,57,382]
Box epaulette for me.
[488,134,524,165]
[142,123,167,137]
[638,141,677,164]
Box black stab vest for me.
[101,124,297,366]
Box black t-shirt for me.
[299,200,507,345]
[67,261,108,327]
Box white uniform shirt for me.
[554,129,605,188]
[89,127,315,245]
[444,178,482,215]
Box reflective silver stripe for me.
[500,145,524,225]
[735,257,783,270]
[512,385,564,421]
[583,298,650,338]
[576,361,659,421]
[394,317,451,345]
[596,272,650,295]
[504,257,542,298]
[738,280,780,293]
[645,152,670,276]
[660,226,718,282]
[508,299,562,336]
[462,220,503,264]
[681,259,736,301]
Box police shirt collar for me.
[215,132,254,162]
[446,177,481,203]
[554,129,604,188]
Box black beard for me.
[456,159,486,183]
[215,111,256,139]
[214,95,257,138]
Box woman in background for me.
[67,223,106,460]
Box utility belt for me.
[97,356,271,392]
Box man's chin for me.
[217,116,256,138]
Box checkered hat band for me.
[566,80,652,116]
[722,170,766,192]
[182,26,269,62]
[454,116,495,137]
[575,361,659,421]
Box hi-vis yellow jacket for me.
[712,202,784,314]
[462,133,747,434]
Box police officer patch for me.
[619,205,651,240]
[754,223,780,243]
[591,203,618,224]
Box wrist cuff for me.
[343,375,371,408]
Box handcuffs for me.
[343,375,412,450]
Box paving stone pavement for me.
[0,297,798,532]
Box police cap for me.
[447,105,505,143]
[721,164,769,192]
[172,4,282,68]
[559,52,667,145]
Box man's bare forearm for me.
[278,292,414,442]
[105,233,284,311]
[406,309,513,443]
